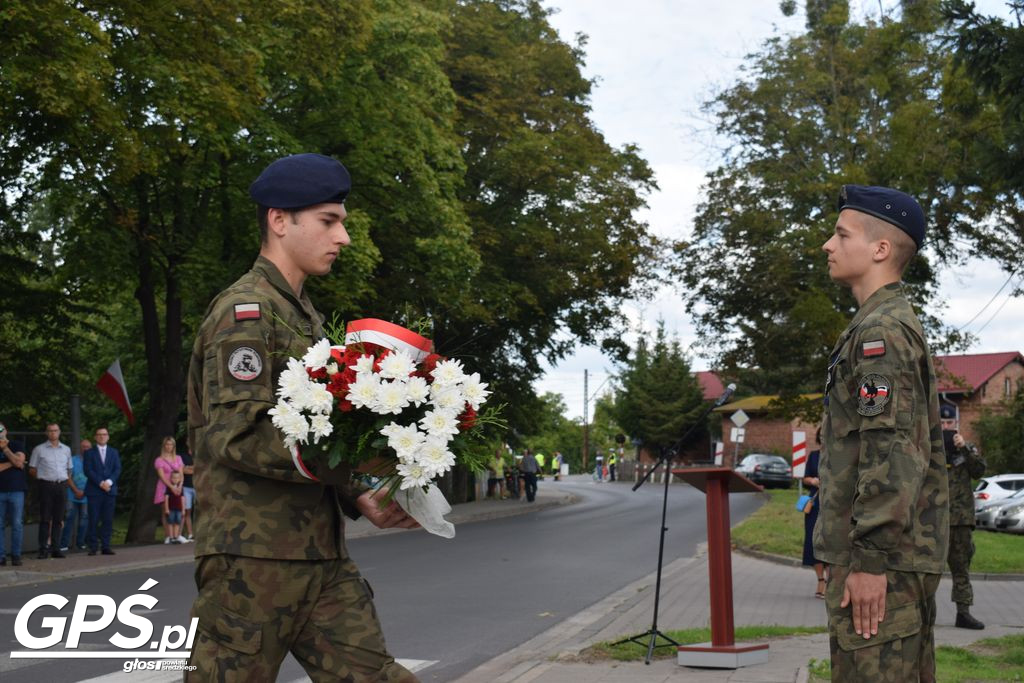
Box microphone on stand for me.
[714,383,737,408]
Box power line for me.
[956,268,1018,332]
[972,277,1020,336]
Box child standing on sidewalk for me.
[163,471,187,544]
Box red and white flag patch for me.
[862,340,886,358]
[234,303,260,321]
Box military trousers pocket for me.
[833,601,922,652]
[193,555,263,656]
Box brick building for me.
[713,395,821,468]
[934,351,1024,444]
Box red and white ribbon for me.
[291,445,320,482]
[344,318,433,362]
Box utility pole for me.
[582,369,589,472]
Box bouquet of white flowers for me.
[269,318,499,536]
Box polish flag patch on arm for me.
[862,339,886,358]
[234,303,261,321]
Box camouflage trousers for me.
[826,565,940,683]
[947,525,975,606]
[186,554,418,683]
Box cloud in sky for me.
[534,0,1023,419]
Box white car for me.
[973,474,1024,511]
[976,487,1024,530]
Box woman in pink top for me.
[153,436,185,543]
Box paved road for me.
[0,476,764,682]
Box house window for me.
[1007,377,1013,398]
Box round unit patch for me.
[857,374,890,416]
[228,346,263,381]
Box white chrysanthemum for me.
[373,380,410,415]
[309,413,333,441]
[430,384,465,413]
[347,373,382,410]
[418,436,456,477]
[383,423,425,459]
[460,372,491,410]
[326,361,339,375]
[420,409,460,437]
[278,357,313,401]
[302,338,333,370]
[430,358,466,386]
[350,353,375,375]
[268,401,309,445]
[404,376,430,406]
[397,461,431,490]
[301,384,335,415]
[378,349,416,380]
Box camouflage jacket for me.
[947,442,985,526]
[814,283,949,575]
[187,256,364,560]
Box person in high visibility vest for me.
[535,452,546,480]
[551,452,562,480]
[608,449,617,482]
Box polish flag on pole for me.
[791,431,807,478]
[96,359,135,425]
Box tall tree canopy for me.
[0,0,657,536]
[676,0,1001,409]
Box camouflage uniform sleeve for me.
[962,443,985,480]
[198,298,314,484]
[846,323,929,575]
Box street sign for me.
[729,427,745,443]
[791,431,807,478]
[730,409,749,428]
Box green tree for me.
[943,0,1024,271]
[676,0,999,413]
[438,0,660,433]
[975,380,1024,474]
[521,392,583,472]
[613,324,707,456]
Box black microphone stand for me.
[611,388,734,665]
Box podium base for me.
[677,642,769,669]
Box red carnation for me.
[458,404,477,430]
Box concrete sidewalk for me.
[454,544,1024,683]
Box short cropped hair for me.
[861,214,918,274]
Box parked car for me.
[976,488,1024,530]
[735,454,792,488]
[995,494,1024,534]
[974,474,1024,511]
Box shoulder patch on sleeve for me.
[234,303,261,321]
[857,373,891,416]
[862,339,886,358]
[227,346,263,381]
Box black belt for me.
[41,479,66,484]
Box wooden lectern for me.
[671,466,770,669]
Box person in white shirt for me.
[28,423,72,559]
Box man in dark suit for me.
[83,426,121,556]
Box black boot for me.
[955,611,985,630]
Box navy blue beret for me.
[249,153,351,209]
[939,404,957,420]
[837,185,926,249]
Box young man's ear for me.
[266,208,290,239]
[872,237,892,263]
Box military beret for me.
[939,404,957,420]
[837,185,926,250]
[249,153,351,209]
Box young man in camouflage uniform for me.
[815,185,949,682]
[186,153,419,682]
[940,403,986,629]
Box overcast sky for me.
[534,0,1024,420]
